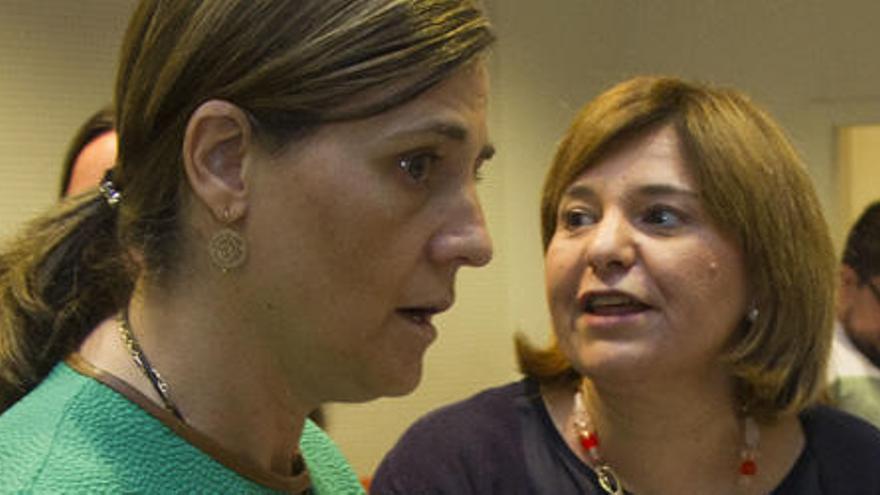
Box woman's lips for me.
[581,290,651,315]
[576,290,653,331]
[396,308,440,343]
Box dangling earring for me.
[209,207,247,273]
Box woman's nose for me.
[429,190,493,268]
[585,210,634,277]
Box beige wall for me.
[837,126,880,228]
[4,0,880,480]
[0,1,135,237]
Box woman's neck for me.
[80,279,315,477]
[543,371,803,495]
[587,375,741,494]
[583,368,738,443]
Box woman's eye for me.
[398,151,440,183]
[562,208,597,229]
[643,205,684,228]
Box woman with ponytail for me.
[0,1,496,492]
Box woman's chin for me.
[336,365,424,403]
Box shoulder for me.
[371,379,536,495]
[800,405,880,482]
[0,363,92,490]
[391,379,531,448]
[801,404,880,450]
[0,362,281,493]
[300,419,364,495]
[826,329,880,427]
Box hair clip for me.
[99,169,122,207]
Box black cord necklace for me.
[117,310,185,421]
[116,310,310,479]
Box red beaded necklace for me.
[572,389,760,494]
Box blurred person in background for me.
[829,200,880,427]
[59,106,116,198]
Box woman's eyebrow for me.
[385,120,468,141]
[561,183,598,202]
[561,182,697,203]
[384,119,495,160]
[632,183,698,199]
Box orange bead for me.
[579,431,599,451]
[739,459,757,476]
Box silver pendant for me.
[597,464,624,495]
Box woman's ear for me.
[183,100,253,223]
[837,264,858,319]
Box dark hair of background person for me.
[58,106,115,198]
[842,201,880,282]
[0,0,494,412]
[516,76,836,420]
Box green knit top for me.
[0,358,364,494]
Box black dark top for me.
[371,379,880,494]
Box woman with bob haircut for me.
[0,0,495,492]
[371,76,880,494]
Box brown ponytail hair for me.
[0,0,494,412]
[0,195,133,411]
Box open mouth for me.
[582,292,651,316]
[397,307,441,325]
